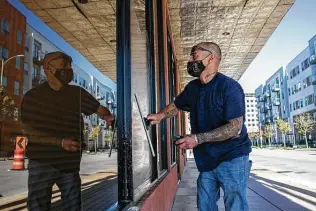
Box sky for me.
[9,0,116,89]
[239,0,316,93]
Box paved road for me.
[250,148,316,190]
[0,151,117,198]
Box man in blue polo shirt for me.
[147,42,252,211]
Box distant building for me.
[245,93,259,133]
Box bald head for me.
[197,42,222,62]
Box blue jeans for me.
[27,160,82,211]
[197,155,252,211]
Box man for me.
[147,42,252,211]
[21,51,114,211]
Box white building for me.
[245,93,259,133]
[286,47,315,142]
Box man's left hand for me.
[175,135,198,149]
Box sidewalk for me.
[0,169,117,211]
[172,158,316,211]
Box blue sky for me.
[9,0,116,89]
[239,0,316,93]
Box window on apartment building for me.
[2,76,7,87]
[14,81,20,95]
[305,95,314,106]
[33,40,42,59]
[17,30,22,44]
[301,58,310,71]
[290,66,300,79]
[24,62,28,73]
[32,65,40,79]
[73,73,78,83]
[247,100,249,102]
[16,57,21,69]
[25,36,29,51]
[247,109,250,112]
[0,18,10,34]
[297,82,301,92]
[300,99,304,108]
[288,88,291,96]
[313,112,316,121]
[2,47,8,60]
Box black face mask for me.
[187,60,206,77]
[54,68,74,85]
[187,45,213,77]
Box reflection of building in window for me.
[16,56,21,69]
[14,81,20,95]
[0,18,10,34]
[17,30,22,44]
[2,76,7,87]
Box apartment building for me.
[286,38,316,142]
[255,67,288,144]
[245,93,259,133]
[0,1,26,157]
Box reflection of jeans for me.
[27,160,82,211]
[197,155,252,211]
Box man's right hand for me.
[146,113,164,125]
[62,138,81,152]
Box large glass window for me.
[16,56,21,69]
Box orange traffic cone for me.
[12,149,25,170]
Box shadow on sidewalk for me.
[0,175,118,211]
[250,173,316,208]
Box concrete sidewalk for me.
[172,158,316,211]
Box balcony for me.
[265,104,272,110]
[264,92,271,98]
[272,84,280,92]
[273,98,281,106]
[32,75,47,87]
[33,50,45,65]
[310,54,316,65]
[259,96,265,102]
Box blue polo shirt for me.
[174,73,251,172]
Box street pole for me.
[1,55,24,87]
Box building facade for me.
[245,93,259,133]
[255,67,289,144]
[0,0,26,156]
[255,34,316,146]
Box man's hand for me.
[175,135,198,149]
[147,113,164,125]
[62,138,81,152]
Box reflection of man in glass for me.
[21,52,114,211]
[147,42,252,211]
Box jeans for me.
[27,160,82,211]
[197,155,252,211]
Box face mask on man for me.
[187,45,213,77]
[54,68,74,85]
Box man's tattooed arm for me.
[195,116,243,144]
[158,103,179,119]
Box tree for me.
[294,113,314,148]
[277,119,291,147]
[0,86,15,121]
[248,132,260,146]
[264,124,273,148]
[89,125,100,140]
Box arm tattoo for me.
[160,103,179,119]
[196,116,243,144]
